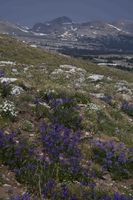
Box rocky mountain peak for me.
[47,16,72,25]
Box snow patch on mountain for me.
[107,24,122,32]
[32,32,47,36]
[17,27,29,33]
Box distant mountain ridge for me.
[31,17,133,36]
[0,20,30,35]
[0,17,133,55]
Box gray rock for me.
[0,78,17,84]
[121,94,132,101]
[11,86,24,96]
[90,93,105,99]
[88,74,104,82]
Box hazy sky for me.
[0,0,133,26]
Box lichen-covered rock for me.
[121,94,132,101]
[51,65,86,85]
[88,74,104,82]
[12,68,19,75]
[90,93,105,99]
[11,86,24,96]
[115,81,132,95]
[0,78,17,84]
[0,61,16,66]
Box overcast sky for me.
[0,0,133,26]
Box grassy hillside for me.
[0,34,133,199]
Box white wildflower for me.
[0,100,18,118]
[88,103,100,111]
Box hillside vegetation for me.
[0,34,133,199]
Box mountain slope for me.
[0,34,133,199]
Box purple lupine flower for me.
[0,70,5,77]
[70,194,78,200]
[117,152,127,163]
[10,193,30,200]
[40,123,81,170]
[92,140,133,179]
[121,101,133,116]
[60,184,70,199]
[100,95,113,105]
[42,179,56,198]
